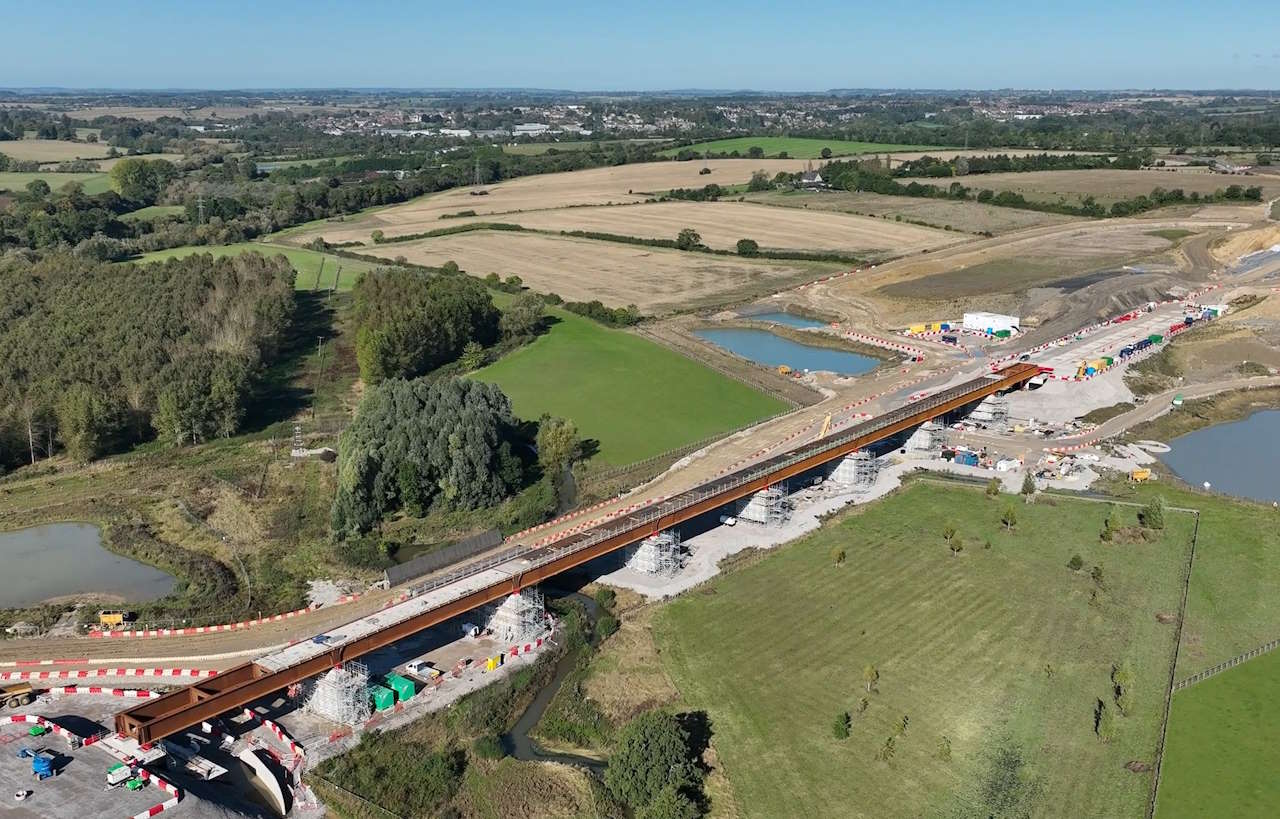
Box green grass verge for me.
[473,310,788,465]
[653,482,1191,818]
[0,171,111,195]
[128,242,389,291]
[659,137,947,159]
[1158,650,1280,818]
[1146,229,1195,242]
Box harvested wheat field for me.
[0,138,112,162]
[957,169,1280,205]
[743,189,1081,234]
[282,159,811,245]
[880,148,1105,168]
[367,230,841,312]
[445,200,958,257]
[853,219,1216,300]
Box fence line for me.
[306,774,404,819]
[1172,637,1280,691]
[1146,510,1201,819]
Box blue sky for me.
[3,0,1278,90]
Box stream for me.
[501,590,608,774]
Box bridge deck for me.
[116,363,1041,743]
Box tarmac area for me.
[0,693,251,819]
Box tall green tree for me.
[331,377,526,535]
[55,383,126,462]
[605,710,702,812]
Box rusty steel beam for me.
[117,364,1040,743]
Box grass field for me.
[653,482,1192,819]
[121,204,185,221]
[1157,651,1280,818]
[0,171,111,194]
[473,309,788,464]
[659,137,947,159]
[130,242,389,291]
[502,138,670,156]
[0,138,111,162]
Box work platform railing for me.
[116,363,1041,743]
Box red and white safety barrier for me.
[131,797,180,819]
[0,668,216,681]
[44,685,163,699]
[90,594,361,638]
[242,708,305,770]
[508,635,547,656]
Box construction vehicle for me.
[1,684,35,709]
[1131,468,1152,483]
[18,749,56,781]
[777,364,792,375]
[97,610,135,628]
[106,762,134,787]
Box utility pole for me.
[311,336,326,419]
[314,257,325,291]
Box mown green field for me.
[129,242,388,291]
[502,139,671,156]
[0,171,111,195]
[654,482,1191,819]
[1158,651,1280,818]
[473,310,788,465]
[659,136,946,159]
[121,204,185,221]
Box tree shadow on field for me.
[243,291,336,431]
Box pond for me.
[0,523,177,608]
[745,311,828,329]
[1159,410,1280,504]
[695,327,879,376]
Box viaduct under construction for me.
[116,362,1042,744]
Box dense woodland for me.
[0,252,294,471]
[330,377,529,535]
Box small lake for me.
[1159,410,1280,504]
[695,328,879,375]
[0,523,176,608]
[745,312,828,329]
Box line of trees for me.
[0,252,295,472]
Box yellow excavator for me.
[817,414,832,440]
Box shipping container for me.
[939,322,950,331]
[908,324,926,334]
[1103,356,1114,366]
[1148,334,1163,344]
[1085,367,1097,376]
[1184,316,1194,326]
[1119,346,1134,357]
[995,329,1012,338]
[370,685,396,711]
[941,334,958,344]
[385,674,416,703]
[955,451,979,466]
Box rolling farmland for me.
[367,230,843,312]
[660,137,946,159]
[440,200,959,257]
